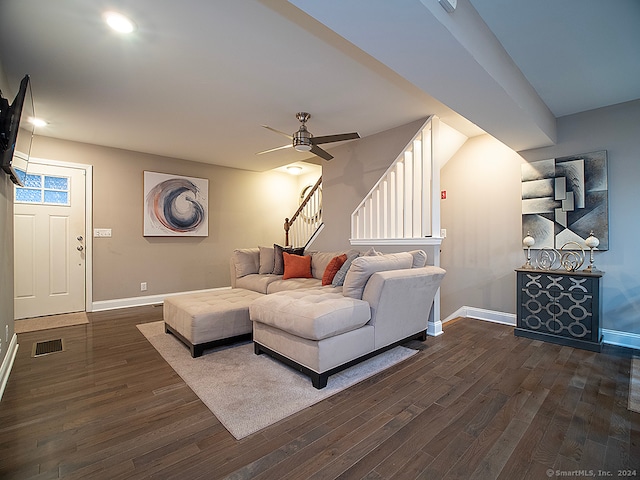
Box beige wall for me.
[312,119,525,319]
[0,165,13,364]
[0,61,14,369]
[310,104,640,338]
[10,99,640,337]
[30,136,300,302]
[440,134,524,318]
[441,100,640,335]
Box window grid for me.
[15,171,70,206]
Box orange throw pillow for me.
[282,252,313,280]
[322,254,348,285]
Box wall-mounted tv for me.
[0,75,34,186]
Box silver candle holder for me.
[585,231,600,272]
[522,231,535,268]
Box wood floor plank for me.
[1,307,638,480]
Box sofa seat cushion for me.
[250,290,371,341]
[235,274,282,294]
[266,277,322,294]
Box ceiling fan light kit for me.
[293,124,312,152]
[258,112,360,161]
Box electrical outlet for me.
[141,282,147,291]
[440,228,447,238]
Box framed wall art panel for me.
[521,151,608,250]
[144,171,208,237]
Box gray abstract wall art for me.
[522,150,608,250]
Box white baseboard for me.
[443,306,639,351]
[91,286,231,312]
[427,320,443,337]
[601,329,640,351]
[443,306,516,326]
[0,334,19,401]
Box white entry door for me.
[14,163,86,319]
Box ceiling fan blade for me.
[256,144,292,155]
[312,132,360,145]
[310,144,333,161]
[262,125,293,139]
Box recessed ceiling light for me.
[103,11,136,34]
[286,165,303,175]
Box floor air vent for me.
[32,339,65,357]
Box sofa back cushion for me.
[309,249,358,280]
[233,248,260,277]
[408,250,428,268]
[258,246,275,274]
[342,252,413,299]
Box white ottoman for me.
[163,288,264,357]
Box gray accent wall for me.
[521,100,640,334]
[29,136,300,302]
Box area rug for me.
[629,357,640,413]
[15,312,89,333]
[137,321,418,439]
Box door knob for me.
[77,235,83,241]
[77,245,84,251]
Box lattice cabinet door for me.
[515,269,603,352]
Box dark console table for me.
[515,268,603,352]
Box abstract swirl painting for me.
[144,171,208,236]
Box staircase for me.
[351,116,442,244]
[284,175,323,248]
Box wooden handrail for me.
[284,175,322,246]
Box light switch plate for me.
[94,228,112,238]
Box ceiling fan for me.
[257,112,360,161]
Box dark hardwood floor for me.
[1,306,638,479]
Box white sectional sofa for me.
[164,245,445,388]
[247,250,445,388]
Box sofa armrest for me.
[362,266,446,349]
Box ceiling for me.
[1,0,638,172]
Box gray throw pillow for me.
[331,252,360,287]
[272,244,304,275]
